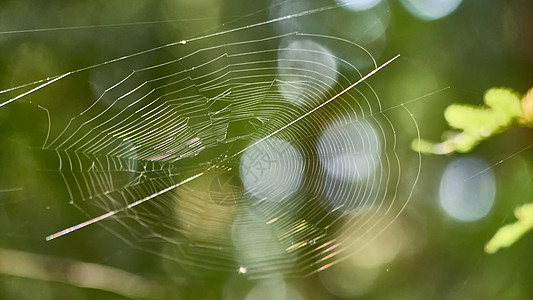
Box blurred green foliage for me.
[413,86,533,254]
[412,87,531,154]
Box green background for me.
[0,0,532,299]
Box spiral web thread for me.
[0,14,421,278]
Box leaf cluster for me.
[412,87,533,154]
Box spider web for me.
[0,2,422,279]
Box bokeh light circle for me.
[400,0,463,21]
[439,157,495,222]
[335,0,383,12]
[240,138,304,201]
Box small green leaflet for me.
[485,203,533,254]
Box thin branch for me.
[0,248,169,299]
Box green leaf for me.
[485,203,533,254]
[448,132,478,153]
[444,104,494,132]
[412,86,526,156]
[519,88,533,125]
[484,87,522,120]
[410,139,452,155]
